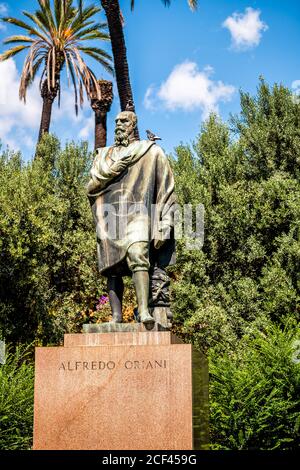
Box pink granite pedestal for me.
[33,330,208,450]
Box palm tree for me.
[91,79,113,148]
[0,0,113,143]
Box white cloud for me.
[223,7,268,50]
[144,62,235,119]
[79,115,94,139]
[0,59,41,150]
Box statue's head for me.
[114,111,137,147]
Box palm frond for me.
[62,48,71,87]
[37,0,56,32]
[0,45,30,61]
[54,0,62,28]
[21,55,44,97]
[22,11,52,39]
[77,46,112,61]
[71,22,101,37]
[51,46,56,88]
[55,0,74,34]
[72,46,101,99]
[19,44,47,101]
[79,49,114,75]
[1,16,34,30]
[66,50,82,113]
[57,3,77,34]
[77,31,110,41]
[73,24,110,40]
[2,16,51,44]
[3,35,35,44]
[71,4,102,31]
[47,48,51,90]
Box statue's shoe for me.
[139,311,155,325]
[110,314,122,323]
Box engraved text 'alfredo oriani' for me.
[58,359,168,371]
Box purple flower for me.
[96,295,109,310]
[99,295,109,305]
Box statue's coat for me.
[87,140,176,275]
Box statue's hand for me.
[110,154,132,174]
[87,178,99,195]
[154,226,171,250]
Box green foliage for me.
[0,346,34,450]
[0,79,299,450]
[171,80,300,352]
[231,78,300,179]
[209,321,300,450]
[0,135,107,345]
[169,79,300,450]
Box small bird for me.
[146,129,162,141]
[125,100,135,112]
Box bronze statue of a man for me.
[87,111,176,326]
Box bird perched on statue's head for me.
[146,129,162,141]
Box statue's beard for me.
[115,129,130,147]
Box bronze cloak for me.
[87,140,176,275]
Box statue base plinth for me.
[33,332,209,450]
[82,306,172,334]
[82,321,169,334]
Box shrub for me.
[0,136,107,345]
[171,80,300,350]
[0,346,34,450]
[209,321,300,450]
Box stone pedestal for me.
[33,330,209,450]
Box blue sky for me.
[0,0,299,160]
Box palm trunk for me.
[38,95,53,142]
[101,0,139,138]
[94,110,107,149]
[91,80,113,149]
[37,79,59,143]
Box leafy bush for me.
[0,136,108,345]
[171,79,300,351]
[169,80,300,450]
[0,346,34,450]
[209,321,300,450]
